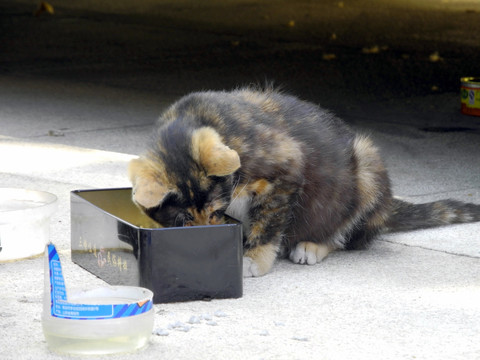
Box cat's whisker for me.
[230,180,249,205]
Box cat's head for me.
[128,126,241,227]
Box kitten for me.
[128,88,480,277]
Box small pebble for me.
[48,129,65,137]
[153,328,169,336]
[292,336,309,342]
[168,321,186,329]
[188,315,201,324]
[0,312,15,318]
[214,310,227,318]
[18,296,38,304]
[259,330,270,336]
[274,321,285,327]
[206,320,218,326]
[176,325,192,332]
[201,313,213,321]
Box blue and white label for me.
[47,244,152,320]
[469,90,476,105]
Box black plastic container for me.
[71,188,243,303]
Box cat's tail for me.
[385,197,480,233]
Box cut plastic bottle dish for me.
[0,188,57,262]
[42,244,154,355]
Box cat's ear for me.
[128,157,170,209]
[191,127,241,176]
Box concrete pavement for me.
[1,0,479,359]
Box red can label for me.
[461,79,480,116]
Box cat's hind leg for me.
[289,241,331,265]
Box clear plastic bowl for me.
[42,243,154,355]
[0,188,57,261]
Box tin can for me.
[460,77,480,116]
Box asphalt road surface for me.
[2,0,480,111]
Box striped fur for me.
[129,88,480,277]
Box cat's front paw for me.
[289,241,331,265]
[243,256,262,277]
[243,243,278,277]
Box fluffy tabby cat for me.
[128,88,480,277]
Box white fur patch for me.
[243,256,261,277]
[289,242,331,265]
[226,194,251,234]
[460,213,474,222]
[330,231,348,249]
